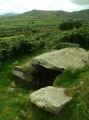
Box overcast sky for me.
[0,0,89,15]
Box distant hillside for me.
[20,10,71,19]
[20,9,89,20]
[72,9,89,19]
[1,13,19,17]
[0,9,89,21]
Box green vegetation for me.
[59,21,82,30]
[0,9,89,120]
[54,67,89,87]
[54,67,89,120]
[0,59,89,120]
[60,28,89,50]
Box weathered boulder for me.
[30,48,88,71]
[30,86,72,114]
[29,48,88,87]
[13,66,33,82]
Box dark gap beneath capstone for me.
[33,65,62,88]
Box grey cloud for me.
[70,0,89,5]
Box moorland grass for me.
[0,53,89,120]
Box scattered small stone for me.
[80,81,83,84]
[21,110,26,117]
[18,93,22,97]
[11,81,16,87]
[15,116,19,120]
[7,88,15,92]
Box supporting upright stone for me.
[13,66,33,82]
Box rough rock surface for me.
[13,66,33,82]
[30,86,72,114]
[30,48,88,71]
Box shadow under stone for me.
[33,65,62,88]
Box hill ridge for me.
[19,9,89,20]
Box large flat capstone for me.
[30,86,72,114]
[30,48,88,71]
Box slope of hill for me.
[72,9,89,19]
[0,9,89,23]
[0,13,19,17]
[21,10,70,19]
[19,9,89,20]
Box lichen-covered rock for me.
[30,48,88,71]
[13,66,33,82]
[30,86,72,114]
